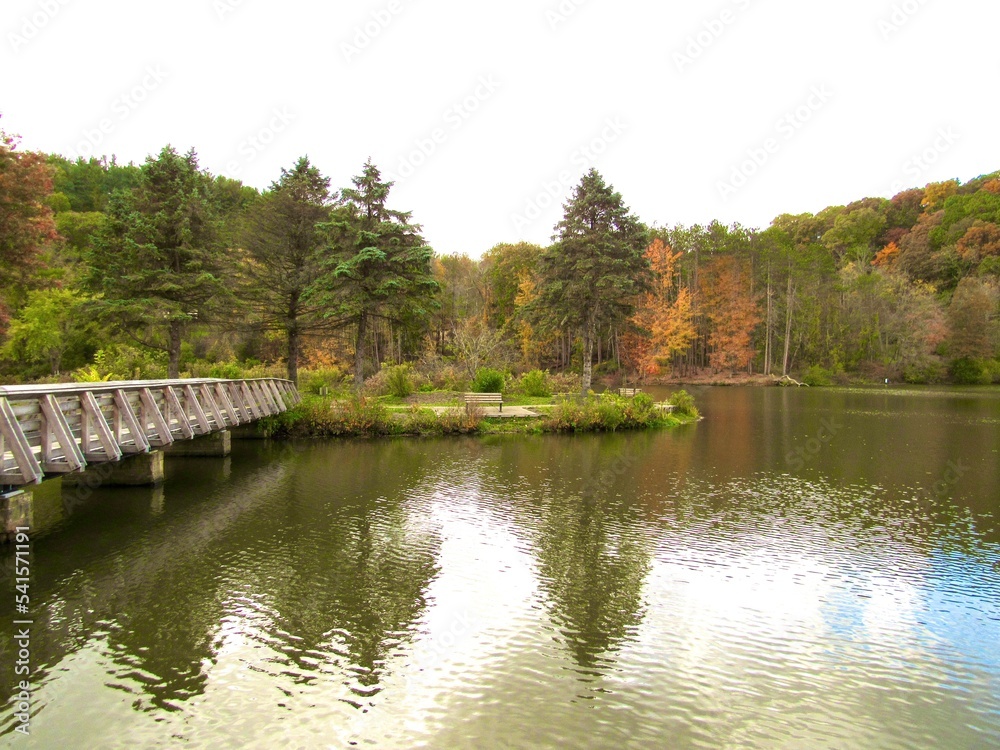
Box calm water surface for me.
[2,386,999,749]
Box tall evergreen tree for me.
[534,169,649,394]
[310,160,437,392]
[86,146,225,378]
[236,156,333,384]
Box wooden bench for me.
[618,388,642,397]
[464,392,502,413]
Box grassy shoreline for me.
[259,391,699,440]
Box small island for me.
[257,378,700,439]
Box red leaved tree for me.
[0,122,57,334]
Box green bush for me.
[985,359,1000,384]
[399,405,482,435]
[632,392,654,410]
[593,360,621,376]
[207,361,245,379]
[983,359,1000,383]
[950,357,990,385]
[386,364,415,398]
[543,393,673,433]
[595,398,625,431]
[902,356,947,384]
[472,367,505,393]
[300,367,344,395]
[71,365,112,383]
[518,369,552,397]
[435,407,483,434]
[667,389,698,417]
[802,365,834,387]
[399,404,440,434]
[544,398,598,432]
[623,393,659,426]
[88,344,168,381]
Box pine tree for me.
[310,160,437,392]
[534,169,649,394]
[86,146,225,378]
[236,156,333,384]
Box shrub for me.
[950,357,989,385]
[622,392,659,427]
[544,398,598,432]
[901,356,947,384]
[416,355,468,391]
[472,367,505,393]
[543,393,670,433]
[90,344,168,381]
[299,366,344,395]
[207,361,245,379]
[667,389,698,418]
[71,365,112,383]
[399,404,440,434]
[386,364,415,398]
[548,371,580,394]
[632,392,654,410]
[437,406,483,434]
[360,367,391,397]
[260,395,395,437]
[802,365,834,387]
[985,358,1000,384]
[394,404,483,436]
[334,397,394,435]
[595,398,625,431]
[517,369,552,397]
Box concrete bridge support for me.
[63,451,165,488]
[1,489,33,541]
[165,430,231,457]
[0,378,299,541]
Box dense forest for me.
[2,118,998,391]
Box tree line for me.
[1,117,998,391]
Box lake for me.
[2,386,999,748]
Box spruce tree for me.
[86,146,225,378]
[535,169,650,394]
[237,156,333,384]
[310,160,437,392]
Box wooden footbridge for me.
[0,378,299,486]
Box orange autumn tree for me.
[699,256,761,373]
[872,241,901,268]
[630,239,696,376]
[956,221,1000,265]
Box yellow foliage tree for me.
[921,180,958,211]
[514,272,557,367]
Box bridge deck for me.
[0,378,299,486]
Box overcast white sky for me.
[3,0,998,257]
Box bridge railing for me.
[0,378,300,486]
